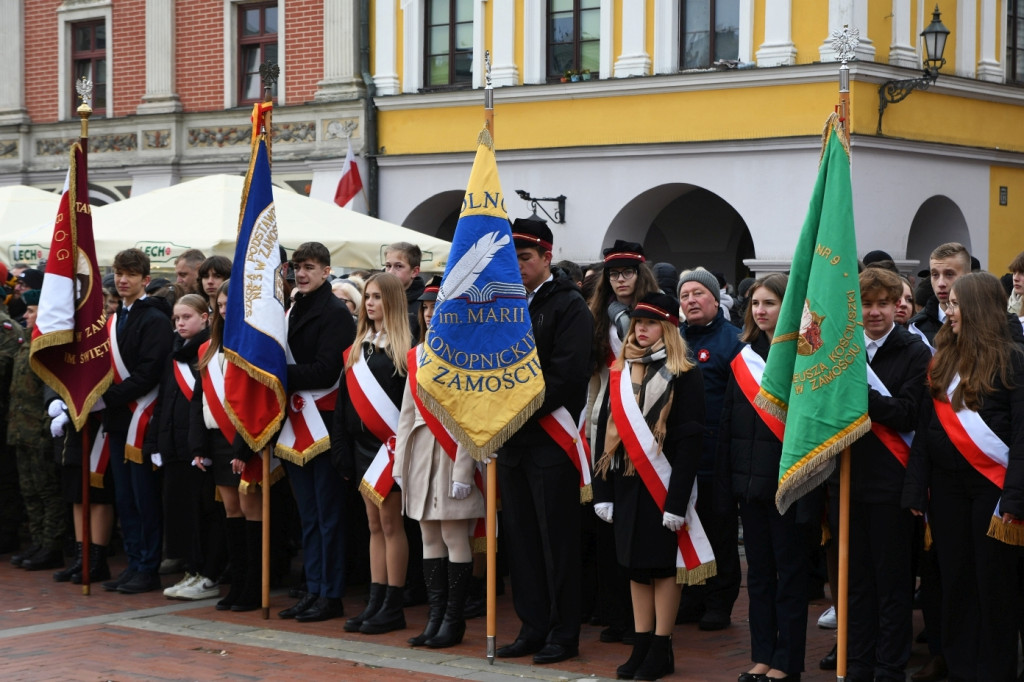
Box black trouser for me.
[930,465,1020,682]
[497,446,581,647]
[740,498,811,676]
[840,500,914,682]
[682,476,741,617]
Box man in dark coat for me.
[830,268,930,682]
[276,241,356,623]
[495,217,594,665]
[101,248,175,594]
[678,267,744,630]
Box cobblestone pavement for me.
[0,550,934,681]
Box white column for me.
[523,0,544,84]
[819,0,874,62]
[401,0,423,93]
[137,0,181,113]
[888,0,918,67]
[599,0,613,78]
[374,0,400,95]
[977,0,1001,80]
[316,0,363,100]
[471,0,486,88]
[956,0,977,78]
[756,0,797,66]
[614,0,651,76]
[0,0,27,125]
[738,0,754,63]
[652,0,679,74]
[491,0,518,85]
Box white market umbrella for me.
[83,175,449,271]
[0,185,62,267]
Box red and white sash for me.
[933,374,1008,489]
[89,422,111,488]
[609,364,716,585]
[407,346,487,545]
[608,326,623,367]
[274,344,339,466]
[730,346,785,442]
[539,407,593,503]
[108,312,158,464]
[173,360,195,401]
[239,451,285,494]
[865,364,913,467]
[348,345,400,506]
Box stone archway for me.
[906,195,971,269]
[605,183,754,286]
[402,189,464,241]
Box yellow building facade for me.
[362,0,1024,279]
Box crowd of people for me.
[1,230,1023,682]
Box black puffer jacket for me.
[501,268,594,464]
[902,351,1024,516]
[145,328,210,462]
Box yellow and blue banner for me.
[417,129,545,460]
[223,112,288,450]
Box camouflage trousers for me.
[14,445,66,551]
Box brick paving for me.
[0,550,935,681]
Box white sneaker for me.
[818,605,837,629]
[175,575,220,600]
[164,573,198,599]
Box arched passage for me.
[403,190,464,242]
[605,183,754,285]
[906,196,971,268]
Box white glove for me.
[451,481,472,500]
[663,511,685,532]
[151,453,163,467]
[393,475,403,490]
[90,397,105,413]
[594,502,614,523]
[50,412,70,438]
[48,400,68,419]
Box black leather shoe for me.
[533,643,578,665]
[103,569,136,592]
[295,596,344,623]
[600,626,626,643]
[10,544,41,567]
[763,675,800,682]
[698,610,731,631]
[738,673,766,682]
[22,548,64,571]
[278,592,318,619]
[819,644,837,670]
[117,572,162,594]
[495,638,545,659]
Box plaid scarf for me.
[597,336,674,477]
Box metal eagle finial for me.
[831,25,860,64]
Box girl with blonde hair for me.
[334,272,411,634]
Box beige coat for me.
[393,379,485,522]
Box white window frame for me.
[224,0,286,108]
[58,0,113,120]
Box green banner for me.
[756,114,871,514]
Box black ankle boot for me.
[72,544,110,584]
[344,583,385,632]
[217,518,247,611]
[54,542,83,582]
[425,561,472,648]
[633,634,674,681]
[616,631,653,679]
[360,585,406,634]
[231,521,263,612]
[409,558,447,646]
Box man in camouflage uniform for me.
[10,289,65,570]
[0,265,26,557]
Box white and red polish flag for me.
[333,138,364,210]
[30,142,112,430]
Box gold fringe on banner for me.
[359,479,387,508]
[820,519,831,546]
[238,463,285,495]
[987,515,1024,547]
[471,536,489,554]
[677,560,717,586]
[418,388,545,464]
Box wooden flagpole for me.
[482,50,498,666]
[76,78,93,596]
[259,61,279,620]
[832,26,857,682]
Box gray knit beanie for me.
[677,267,721,304]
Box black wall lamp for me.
[877,4,950,135]
[515,189,566,224]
